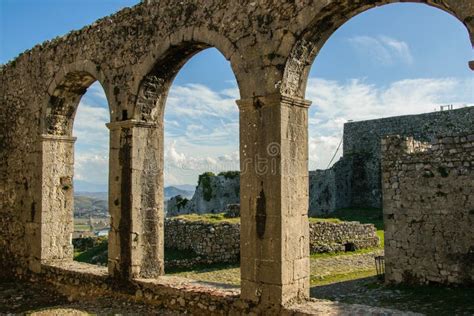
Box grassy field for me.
[173,213,240,224]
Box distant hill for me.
[74,195,108,218]
[74,186,194,218]
[164,186,194,200]
[75,191,108,201]
[172,184,196,192]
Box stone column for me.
[33,135,76,271]
[107,120,164,279]
[237,93,311,305]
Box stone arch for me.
[131,27,243,122]
[281,1,474,98]
[44,60,113,135]
[36,60,113,269]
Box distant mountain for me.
[172,184,196,192]
[164,186,194,200]
[74,195,108,218]
[75,191,108,201]
[73,186,194,217]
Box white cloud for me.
[348,35,414,65]
[307,77,473,169]
[74,151,109,185]
[73,101,109,150]
[166,83,238,118]
[164,141,239,185]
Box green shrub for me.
[218,171,240,179]
[198,172,215,201]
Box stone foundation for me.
[382,134,474,285]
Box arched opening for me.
[38,70,111,271]
[120,39,242,283]
[162,48,240,285]
[71,82,111,266]
[294,3,473,313]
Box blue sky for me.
[1,1,473,190]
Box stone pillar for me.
[33,135,76,271]
[107,120,164,279]
[237,94,311,305]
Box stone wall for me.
[309,107,474,214]
[165,218,240,264]
[309,221,379,253]
[164,218,379,265]
[382,134,474,285]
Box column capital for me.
[106,119,157,130]
[40,134,77,143]
[236,93,311,110]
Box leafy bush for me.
[198,172,215,201]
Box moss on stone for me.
[198,172,215,201]
[218,171,240,180]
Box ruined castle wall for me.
[343,107,474,209]
[310,107,474,214]
[164,218,379,265]
[382,134,474,285]
[167,174,240,216]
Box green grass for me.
[74,240,108,263]
[376,230,384,248]
[174,212,240,224]
[74,224,91,231]
[311,269,377,286]
[308,217,342,223]
[310,246,382,259]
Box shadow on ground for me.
[311,276,474,316]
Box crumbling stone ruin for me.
[309,107,474,215]
[1,0,473,313]
[167,172,239,216]
[382,134,474,285]
[164,217,379,267]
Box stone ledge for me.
[42,261,108,277]
[32,263,418,315]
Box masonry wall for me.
[164,218,379,265]
[382,134,474,285]
[309,107,474,214]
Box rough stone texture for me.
[167,174,239,216]
[309,221,379,253]
[0,0,473,308]
[164,218,379,266]
[165,218,240,264]
[309,107,474,215]
[382,134,474,285]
